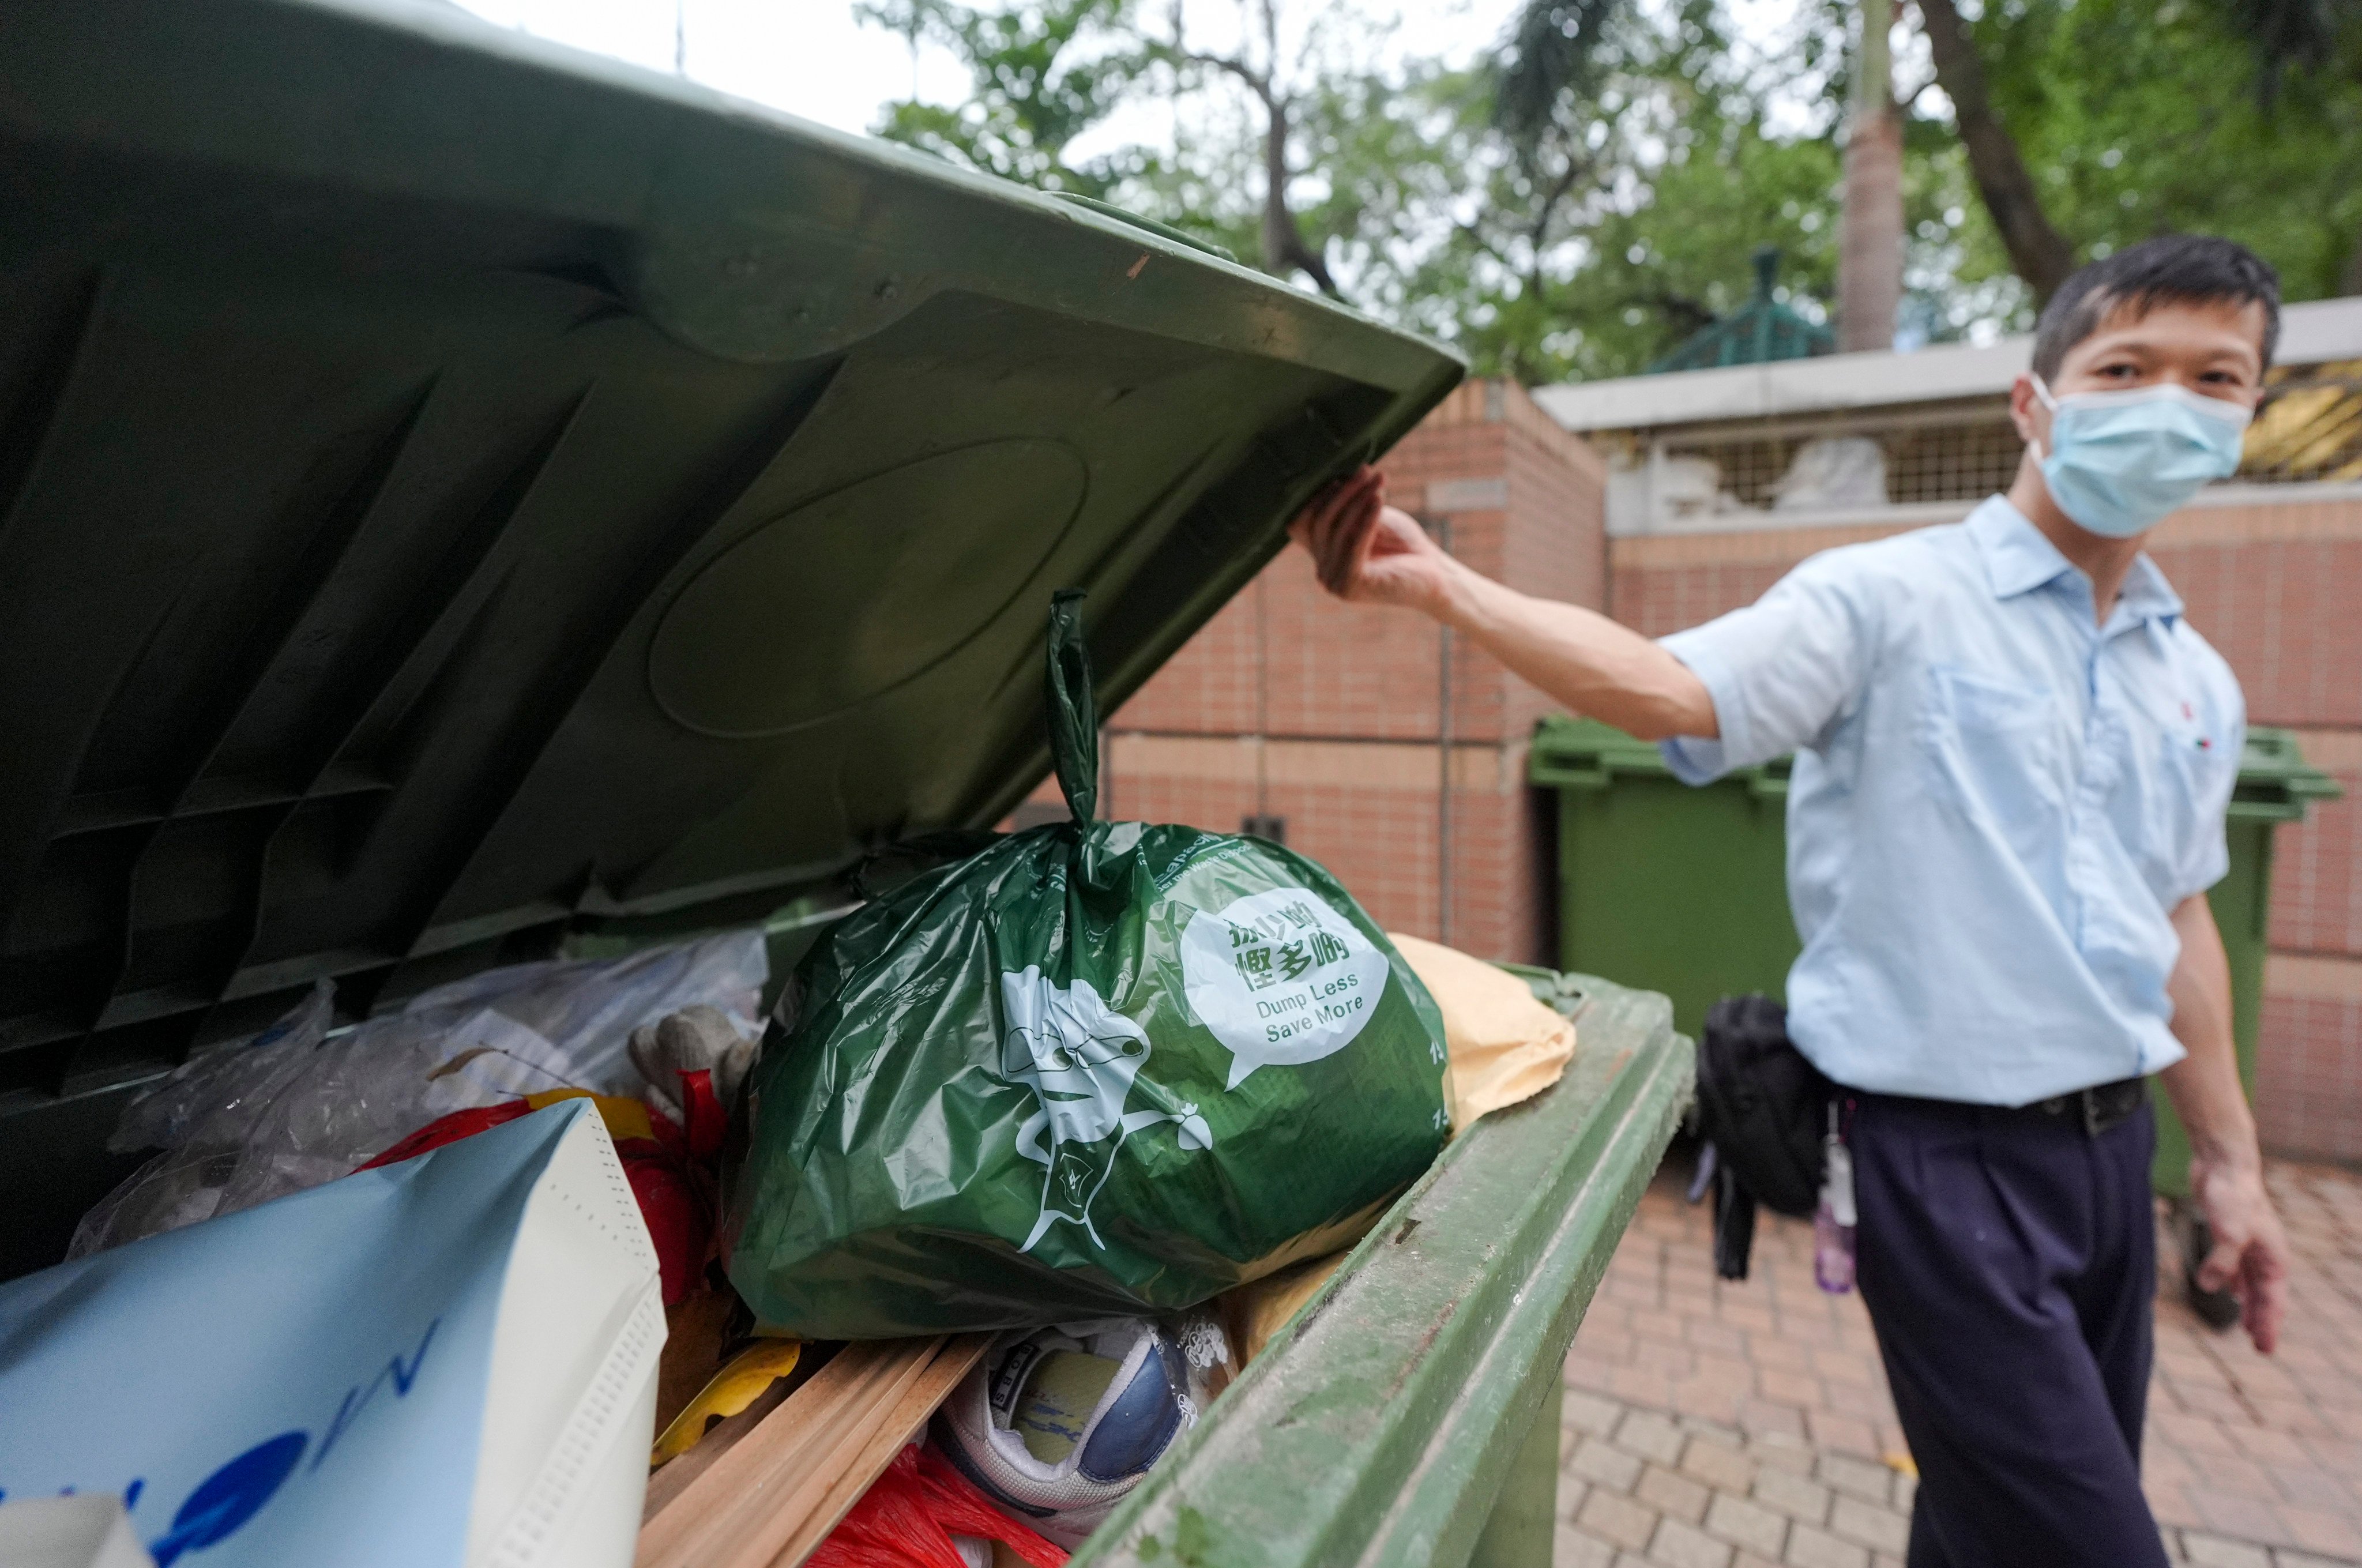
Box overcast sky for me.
[453,0,1531,144]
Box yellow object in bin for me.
[521,1088,656,1144]
[1232,1253,1351,1366]
[1388,934,1577,1130]
[650,1338,804,1467]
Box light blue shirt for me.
[1660,496,2243,1106]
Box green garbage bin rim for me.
[1527,715,1789,795]
[1531,716,2340,816]
[2228,728,2344,815]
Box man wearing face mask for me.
[1290,234,2289,1567]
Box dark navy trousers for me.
[1849,1091,2167,1568]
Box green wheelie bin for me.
[1528,719,1796,1045]
[0,5,1689,1562]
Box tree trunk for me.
[1838,0,1902,352]
[1259,97,1341,297]
[1916,0,2078,304]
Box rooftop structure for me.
[1644,249,1835,374]
[1536,296,2362,536]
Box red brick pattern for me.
[1099,380,1604,965]
[1609,502,2362,730]
[2261,990,2362,1164]
[2159,525,2362,731]
[1099,768,1544,964]
[1114,384,1607,749]
[1614,559,1793,641]
[2141,1161,2362,1557]
[1567,1171,1906,1465]
[2271,736,2362,960]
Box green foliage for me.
[1496,0,1627,148]
[858,0,1155,197]
[862,0,2362,385]
[1953,0,2362,300]
[2211,0,2346,98]
[1343,2,1856,379]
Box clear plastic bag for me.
[398,932,768,1096]
[107,980,337,1157]
[70,931,767,1258]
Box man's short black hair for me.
[2031,235,2281,381]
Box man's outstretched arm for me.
[2160,891,2289,1353]
[1291,467,1716,741]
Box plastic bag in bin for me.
[724,593,1450,1336]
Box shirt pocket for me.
[2130,704,2228,900]
[1915,665,2067,830]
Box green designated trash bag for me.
[724,592,1450,1336]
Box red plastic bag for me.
[810,1445,1066,1568]
[358,1101,531,1165]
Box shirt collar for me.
[1966,495,2184,626]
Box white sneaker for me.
[930,1320,1195,1548]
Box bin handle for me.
[1529,760,1613,791]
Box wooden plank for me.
[637,1339,939,1568]
[635,1333,991,1568]
[762,1332,992,1568]
[641,1372,794,1522]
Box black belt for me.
[2022,1077,2147,1137]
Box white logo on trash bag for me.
[1180,888,1389,1088]
[997,967,1213,1254]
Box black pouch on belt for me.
[1695,995,1832,1281]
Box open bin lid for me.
[0,0,1461,1265]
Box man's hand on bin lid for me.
[1289,465,1458,616]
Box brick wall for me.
[2257,727,2362,1162]
[1064,380,1607,964]
[1611,494,2362,1164]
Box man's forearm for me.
[1432,559,1717,741]
[2159,892,2258,1175]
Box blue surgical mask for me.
[2031,375,2252,538]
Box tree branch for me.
[1161,0,1274,101]
[1451,216,1514,269]
[1261,93,1341,297]
[1913,0,2077,302]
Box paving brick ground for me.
[1555,1157,2362,1567]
